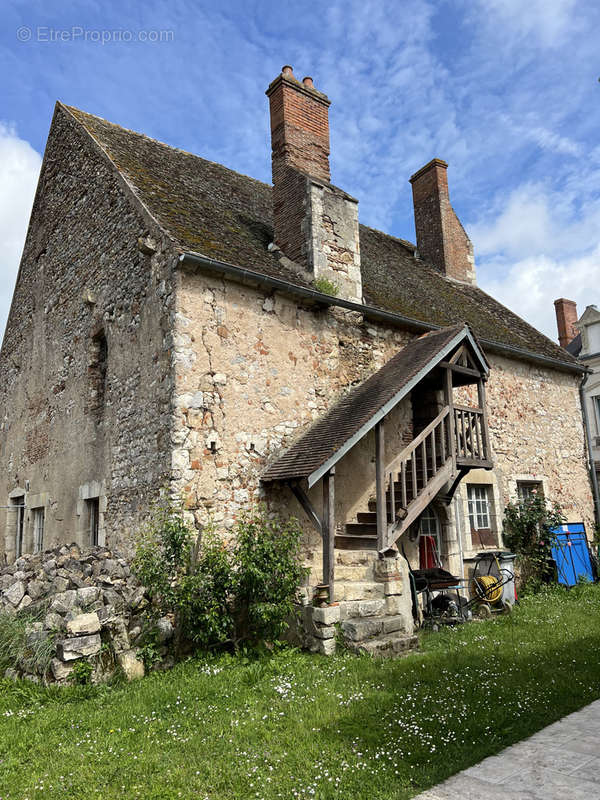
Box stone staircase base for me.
[301,549,417,658]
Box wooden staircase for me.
[336,404,487,552]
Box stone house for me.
[0,66,595,652]
[554,298,600,518]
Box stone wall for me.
[0,543,171,683]
[0,105,177,560]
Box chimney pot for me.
[302,76,314,88]
[282,65,294,78]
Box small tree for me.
[502,491,565,592]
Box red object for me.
[419,535,437,569]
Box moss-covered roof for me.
[64,104,575,367]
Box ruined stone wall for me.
[0,106,176,560]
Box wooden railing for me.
[377,408,451,548]
[453,405,487,463]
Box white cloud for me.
[0,123,41,345]
[472,0,579,46]
[473,182,600,338]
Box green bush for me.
[0,613,55,680]
[503,492,565,593]
[132,498,306,654]
[234,509,308,646]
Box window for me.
[419,507,441,568]
[517,481,543,503]
[594,396,600,436]
[467,485,490,530]
[86,497,100,546]
[11,496,25,558]
[32,508,45,553]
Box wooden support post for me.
[477,379,490,460]
[445,367,457,470]
[375,420,386,551]
[322,468,336,603]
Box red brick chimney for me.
[409,159,476,285]
[554,298,579,348]
[265,67,362,303]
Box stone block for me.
[314,624,335,640]
[374,558,401,581]
[156,616,174,643]
[341,617,383,642]
[311,605,340,625]
[117,650,145,681]
[17,595,33,611]
[315,638,336,656]
[384,579,403,596]
[336,582,384,601]
[339,599,385,620]
[3,581,25,607]
[27,580,46,601]
[50,658,74,681]
[76,586,101,606]
[50,590,77,615]
[44,611,64,631]
[57,634,102,661]
[66,612,101,636]
[382,614,407,634]
[385,595,406,615]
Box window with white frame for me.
[467,485,491,530]
[32,507,45,553]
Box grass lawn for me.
[1,583,600,799]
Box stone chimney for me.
[554,298,579,348]
[409,159,476,285]
[266,66,362,303]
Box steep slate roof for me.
[63,104,577,368]
[566,333,582,357]
[262,325,486,485]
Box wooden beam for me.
[375,420,386,551]
[444,367,457,472]
[477,378,490,462]
[439,361,482,379]
[322,469,336,603]
[289,482,323,537]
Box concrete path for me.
[414,699,600,799]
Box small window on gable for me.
[86,497,100,546]
[33,507,45,553]
[89,330,108,415]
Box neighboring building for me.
[555,298,600,508]
[0,66,595,650]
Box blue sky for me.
[1,0,599,342]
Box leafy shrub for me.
[312,277,339,296]
[71,660,93,685]
[132,498,306,654]
[503,492,565,593]
[234,509,308,646]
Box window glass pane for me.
[33,508,44,553]
[468,485,490,529]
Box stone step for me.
[346,633,419,658]
[335,533,377,551]
[341,616,383,642]
[335,550,378,567]
[339,599,385,619]
[335,564,375,582]
[335,581,385,602]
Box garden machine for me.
[467,551,515,617]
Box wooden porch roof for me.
[262,324,489,487]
